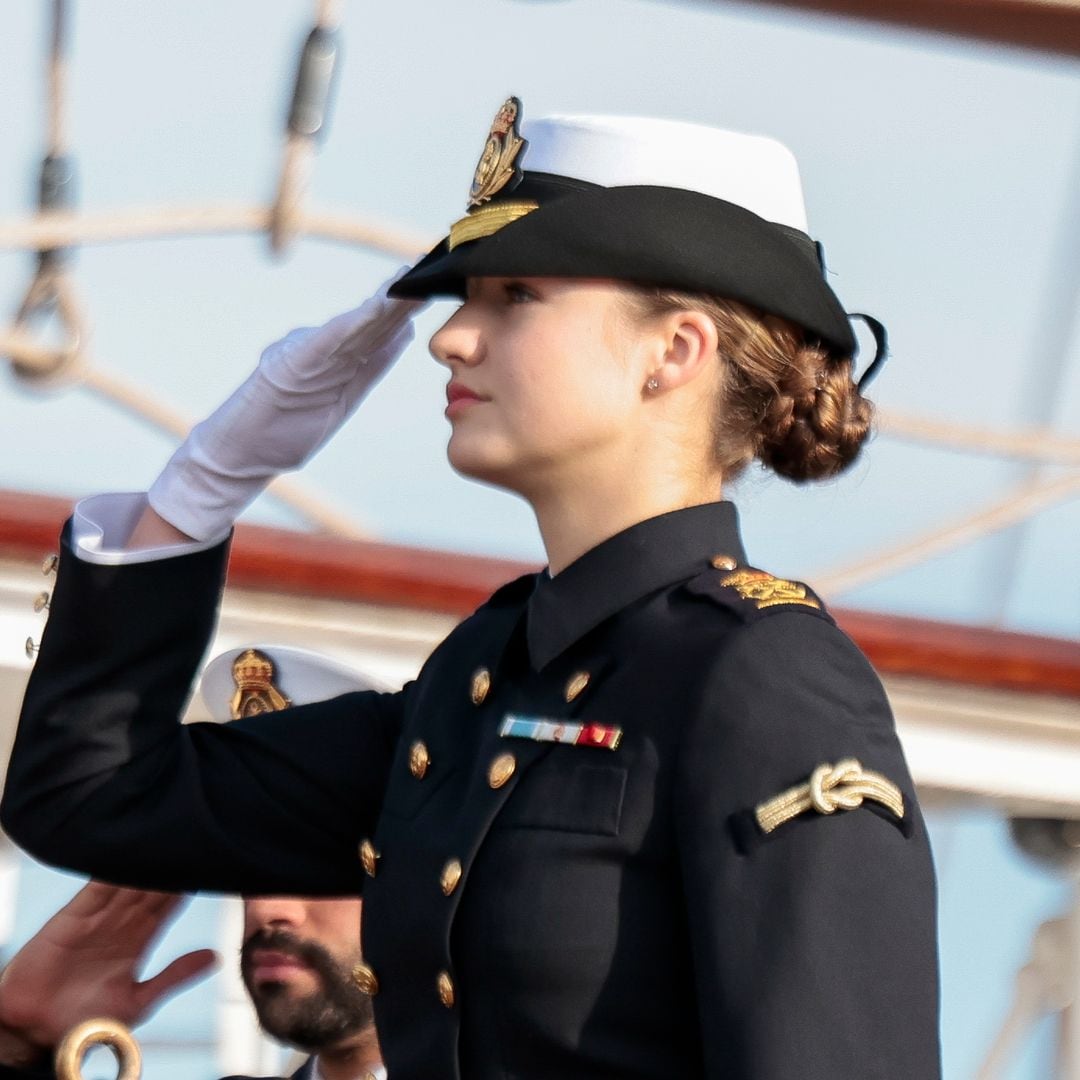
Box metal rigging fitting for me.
[55,1018,142,1080]
[288,25,340,138]
[4,0,85,386]
[269,8,342,255]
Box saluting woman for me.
[2,99,940,1079]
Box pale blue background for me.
[2,2,1078,1076]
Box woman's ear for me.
[646,309,718,394]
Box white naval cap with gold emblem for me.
[199,645,379,721]
[391,95,887,380]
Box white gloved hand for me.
[149,269,425,541]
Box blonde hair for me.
[629,288,874,482]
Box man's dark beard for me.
[240,927,374,1053]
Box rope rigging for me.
[0,0,430,538]
[6,0,84,388]
[1,2,1076,590]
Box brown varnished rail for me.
[2,488,1077,697]
[740,0,1080,57]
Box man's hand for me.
[0,883,216,1064]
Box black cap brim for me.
[389,185,856,357]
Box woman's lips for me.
[446,382,485,417]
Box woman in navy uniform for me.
[2,100,940,1078]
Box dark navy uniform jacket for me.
[1,502,941,1079]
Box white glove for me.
[149,269,425,541]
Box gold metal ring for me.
[55,1018,142,1080]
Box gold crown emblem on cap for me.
[230,648,291,719]
[467,96,528,209]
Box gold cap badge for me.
[230,648,291,719]
[467,96,528,209]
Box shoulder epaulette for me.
[684,559,834,625]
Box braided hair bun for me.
[630,289,873,482]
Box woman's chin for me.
[446,442,526,494]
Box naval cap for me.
[391,96,881,367]
[520,113,809,233]
[200,644,379,721]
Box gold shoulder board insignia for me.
[468,96,528,208]
[755,758,904,835]
[230,648,291,719]
[719,568,820,611]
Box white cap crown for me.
[521,114,809,233]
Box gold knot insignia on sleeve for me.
[755,758,904,835]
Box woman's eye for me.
[504,282,536,304]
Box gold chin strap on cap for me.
[448,200,539,251]
[55,1018,142,1080]
[755,757,904,835]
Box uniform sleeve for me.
[0,1063,53,1080]
[70,491,228,565]
[675,612,941,1079]
[0,523,404,896]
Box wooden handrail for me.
[746,0,1080,57]
[1,488,1077,697]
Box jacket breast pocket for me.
[496,761,628,837]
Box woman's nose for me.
[430,305,483,367]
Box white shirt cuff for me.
[71,492,229,565]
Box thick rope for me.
[0,205,429,257]
[81,366,371,539]
[6,270,85,385]
[269,0,344,253]
[47,0,69,155]
[877,409,1080,467]
[316,0,344,24]
[815,470,1080,596]
[3,0,85,384]
[1,341,369,537]
[5,3,1074,566]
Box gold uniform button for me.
[437,970,455,1008]
[711,554,738,571]
[359,839,379,878]
[440,858,463,896]
[488,752,516,789]
[565,671,590,702]
[41,552,59,575]
[352,962,379,996]
[470,667,492,705]
[409,740,430,779]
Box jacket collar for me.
[525,501,745,670]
